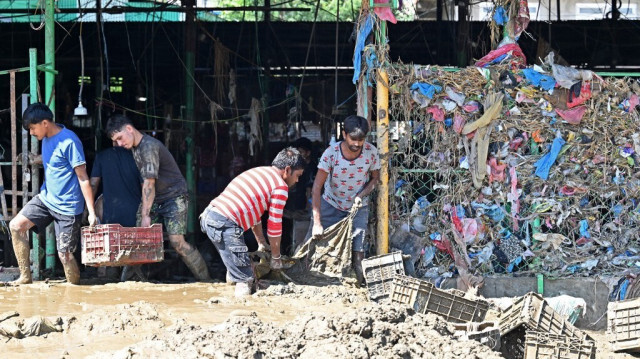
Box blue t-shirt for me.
[91,147,142,227]
[40,125,86,216]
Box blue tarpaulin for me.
[534,137,566,180]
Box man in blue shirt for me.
[8,103,97,285]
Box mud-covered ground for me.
[0,279,636,358]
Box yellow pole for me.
[376,69,389,255]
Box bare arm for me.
[251,222,269,248]
[75,165,96,225]
[90,177,101,198]
[311,170,329,237]
[140,178,156,227]
[356,169,380,199]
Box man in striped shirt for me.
[200,148,305,297]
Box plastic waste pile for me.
[385,1,640,281]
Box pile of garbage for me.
[381,0,640,281]
[388,56,640,280]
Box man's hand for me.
[141,215,152,227]
[312,223,324,240]
[352,196,363,210]
[270,256,283,270]
[257,242,271,253]
[88,211,98,227]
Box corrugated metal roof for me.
[0,0,187,23]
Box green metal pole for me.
[185,1,196,240]
[45,0,55,111]
[29,49,41,280]
[45,0,57,272]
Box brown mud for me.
[0,279,635,358]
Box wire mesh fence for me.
[384,63,640,279]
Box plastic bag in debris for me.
[0,316,64,339]
[390,226,426,267]
[475,42,526,68]
[493,6,508,25]
[411,82,443,108]
[556,106,588,125]
[373,0,397,24]
[471,201,505,222]
[544,295,587,325]
[522,68,556,91]
[546,52,594,89]
[445,86,466,106]
[534,136,565,180]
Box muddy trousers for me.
[200,207,253,283]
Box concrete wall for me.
[441,276,613,330]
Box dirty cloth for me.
[0,316,63,339]
[291,205,360,279]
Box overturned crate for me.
[362,251,405,301]
[523,331,595,359]
[453,322,501,351]
[607,297,640,352]
[81,224,164,266]
[500,293,590,340]
[390,274,489,323]
[499,293,592,359]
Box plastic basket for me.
[362,251,405,301]
[81,224,164,266]
[607,297,640,352]
[523,331,595,359]
[390,274,489,323]
[499,293,590,341]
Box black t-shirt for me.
[91,147,142,227]
[131,134,188,203]
[285,160,317,211]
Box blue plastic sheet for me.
[534,137,566,180]
[352,14,375,84]
[522,68,556,91]
[579,220,591,238]
[493,6,508,25]
[410,82,443,99]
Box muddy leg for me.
[352,251,365,287]
[169,234,211,281]
[59,252,80,285]
[9,215,34,285]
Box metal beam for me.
[0,6,309,14]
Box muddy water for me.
[1,281,362,358]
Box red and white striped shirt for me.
[210,166,288,237]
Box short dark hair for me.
[343,115,369,140]
[272,147,306,171]
[22,103,54,131]
[291,137,312,152]
[105,114,134,137]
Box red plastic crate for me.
[81,224,164,266]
